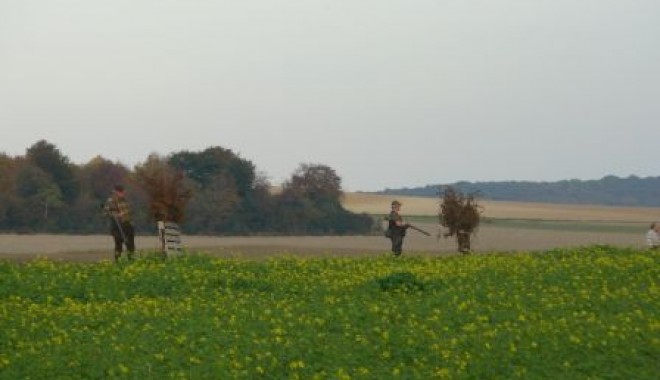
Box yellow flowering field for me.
[0,246,658,379]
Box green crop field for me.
[1,246,658,379]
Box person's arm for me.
[103,196,124,221]
[102,198,113,217]
[394,214,409,228]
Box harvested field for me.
[343,192,660,221]
[0,193,656,262]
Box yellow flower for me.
[118,364,130,374]
[189,356,202,364]
[289,360,305,369]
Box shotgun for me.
[101,202,127,241]
[407,224,431,236]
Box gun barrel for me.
[111,214,127,241]
[409,224,431,236]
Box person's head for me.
[114,185,125,196]
[391,200,401,211]
[652,222,660,232]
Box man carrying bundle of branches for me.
[438,186,482,254]
[133,155,192,256]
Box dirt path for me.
[0,222,647,262]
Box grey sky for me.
[1,1,658,191]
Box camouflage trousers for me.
[390,233,405,256]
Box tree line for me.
[0,140,373,235]
[381,175,660,207]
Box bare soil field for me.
[0,222,648,263]
[0,193,655,262]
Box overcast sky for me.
[1,1,658,191]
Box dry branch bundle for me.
[134,155,192,223]
[439,186,483,253]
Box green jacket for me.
[388,210,406,236]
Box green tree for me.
[230,173,276,232]
[168,146,264,233]
[278,163,372,234]
[185,173,240,233]
[169,147,235,187]
[25,140,79,204]
[282,163,342,203]
[14,165,64,229]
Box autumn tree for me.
[66,156,135,233]
[79,156,131,200]
[439,186,482,253]
[0,153,17,194]
[0,154,19,228]
[0,142,372,235]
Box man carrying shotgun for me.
[386,200,431,257]
[103,185,135,261]
[385,200,406,256]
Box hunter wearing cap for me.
[387,200,410,256]
[103,185,135,261]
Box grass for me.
[0,246,658,379]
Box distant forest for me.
[379,176,660,207]
[0,140,373,235]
